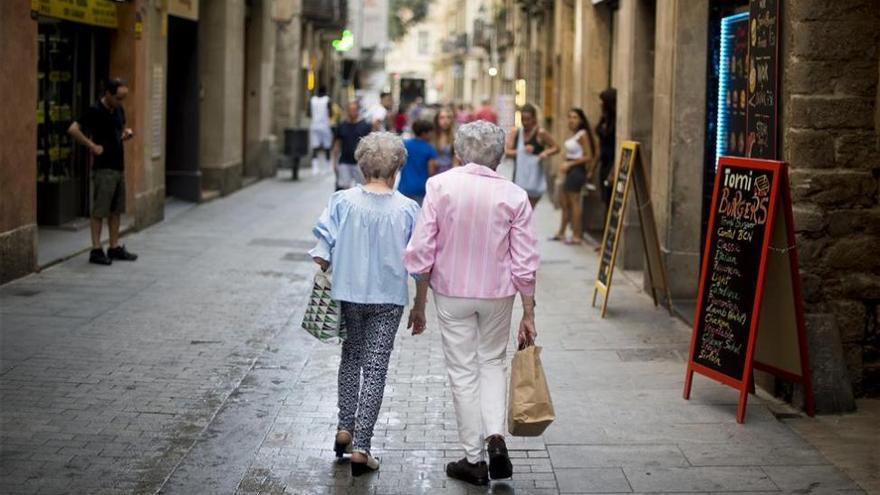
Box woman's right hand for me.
[517,315,537,349]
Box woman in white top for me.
[504,103,559,208]
[551,108,597,245]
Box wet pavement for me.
[0,171,870,494]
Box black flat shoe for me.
[350,450,379,476]
[446,458,489,486]
[89,248,112,266]
[487,435,513,480]
[107,245,138,261]
[334,430,352,458]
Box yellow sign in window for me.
[31,0,119,29]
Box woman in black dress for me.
[596,89,617,214]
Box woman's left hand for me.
[313,257,330,271]
[408,306,427,335]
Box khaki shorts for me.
[91,169,126,218]
[336,163,365,189]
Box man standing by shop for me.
[68,78,137,265]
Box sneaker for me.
[487,435,513,480]
[446,458,489,486]
[89,248,112,265]
[107,245,138,261]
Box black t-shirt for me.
[77,101,126,170]
[335,120,372,165]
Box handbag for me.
[508,344,555,436]
[301,267,347,343]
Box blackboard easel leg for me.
[683,368,694,400]
[736,388,750,423]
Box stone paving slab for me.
[0,172,871,494]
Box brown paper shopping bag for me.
[508,345,555,436]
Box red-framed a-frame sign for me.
[683,156,815,423]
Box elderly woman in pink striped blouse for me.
[404,120,540,486]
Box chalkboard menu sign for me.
[593,141,671,318]
[746,0,779,159]
[597,147,632,287]
[693,165,773,378]
[684,156,815,423]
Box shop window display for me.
[36,20,108,225]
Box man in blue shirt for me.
[398,120,438,205]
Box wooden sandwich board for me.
[683,156,816,423]
[592,141,672,318]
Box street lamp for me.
[476,2,500,97]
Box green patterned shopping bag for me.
[301,268,347,343]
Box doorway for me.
[165,15,201,202]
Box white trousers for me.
[435,293,514,463]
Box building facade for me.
[385,1,445,106]
[563,0,879,406]
[1,0,345,284]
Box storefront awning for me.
[31,0,119,29]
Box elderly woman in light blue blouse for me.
[309,132,427,477]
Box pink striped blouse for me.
[404,163,540,298]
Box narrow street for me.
[0,172,865,495]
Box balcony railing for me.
[472,19,490,50]
[441,32,469,54]
[303,0,346,29]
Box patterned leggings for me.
[338,302,403,452]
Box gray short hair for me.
[455,120,506,168]
[354,132,408,179]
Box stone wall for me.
[782,0,880,398]
[0,1,38,283]
[649,0,708,300]
[199,0,245,195]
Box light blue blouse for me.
[309,186,421,306]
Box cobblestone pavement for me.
[0,172,868,494]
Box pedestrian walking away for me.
[474,98,498,124]
[405,120,541,486]
[67,77,138,266]
[369,92,395,131]
[505,103,559,208]
[551,108,597,245]
[406,97,425,130]
[309,86,334,175]
[394,104,407,134]
[332,100,372,190]
[308,132,424,477]
[398,120,439,205]
[455,103,473,124]
[431,107,458,175]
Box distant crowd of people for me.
[307,86,618,246]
